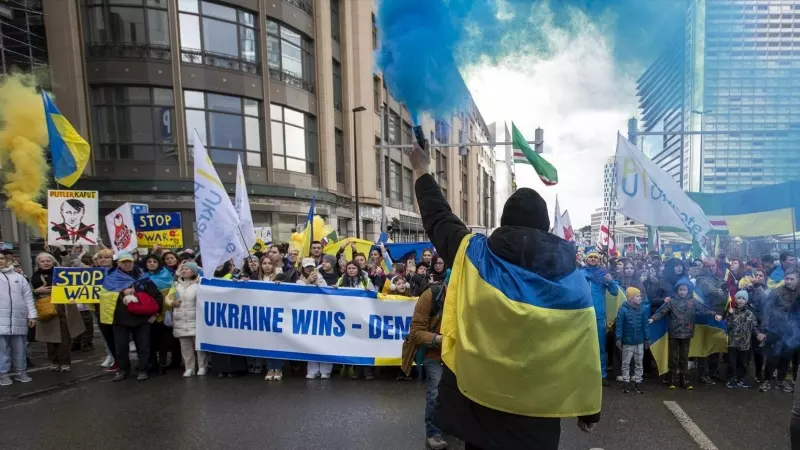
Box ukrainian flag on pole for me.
[42,91,91,187]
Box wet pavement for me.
[0,366,792,450]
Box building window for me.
[387,110,399,144]
[332,60,342,112]
[330,0,340,42]
[373,76,380,111]
[402,120,412,146]
[270,104,317,174]
[178,0,258,74]
[403,168,413,205]
[84,0,170,59]
[372,13,377,49]
[266,19,315,92]
[337,217,350,239]
[335,129,345,184]
[435,119,449,144]
[390,161,401,201]
[185,90,262,166]
[91,85,176,161]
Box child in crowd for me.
[615,287,650,394]
[319,255,339,286]
[649,278,722,390]
[389,275,413,297]
[724,290,764,389]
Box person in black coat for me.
[408,142,598,450]
[108,253,163,382]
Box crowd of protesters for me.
[578,249,800,395]
[0,239,448,386]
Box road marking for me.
[25,357,105,374]
[663,401,719,450]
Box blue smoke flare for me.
[377,0,685,122]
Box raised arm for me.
[409,143,469,268]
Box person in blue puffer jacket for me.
[581,251,620,384]
[615,287,650,394]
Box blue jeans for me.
[423,359,443,438]
[266,359,284,370]
[597,318,607,379]
[0,335,27,375]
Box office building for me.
[590,207,604,244]
[638,0,800,193]
[0,0,495,247]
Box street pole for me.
[352,106,366,239]
[17,218,31,275]
[379,104,387,233]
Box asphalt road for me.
[0,368,792,450]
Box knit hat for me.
[322,254,337,266]
[735,290,749,301]
[626,286,641,300]
[183,261,200,275]
[500,188,549,231]
[585,251,600,260]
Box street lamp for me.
[352,106,367,239]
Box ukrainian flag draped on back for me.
[440,234,601,417]
[42,91,90,187]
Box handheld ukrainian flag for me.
[297,197,316,260]
[440,234,601,417]
[42,91,90,187]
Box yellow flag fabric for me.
[605,289,627,330]
[98,288,118,325]
[440,234,601,418]
[322,238,375,261]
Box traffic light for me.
[627,118,638,146]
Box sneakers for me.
[273,369,283,381]
[60,365,71,373]
[699,376,715,386]
[615,375,624,382]
[105,362,120,373]
[622,382,630,393]
[758,380,771,392]
[197,368,207,376]
[183,369,195,378]
[112,371,128,382]
[50,364,60,372]
[426,435,449,450]
[681,375,694,390]
[726,379,738,389]
[0,376,12,386]
[633,383,644,394]
[14,373,32,383]
[264,370,275,381]
[136,372,149,381]
[738,379,751,389]
[320,373,331,379]
[100,355,115,368]
[306,373,319,379]
[783,380,794,393]
[668,376,677,390]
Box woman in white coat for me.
[0,252,37,385]
[165,262,206,377]
[296,258,331,379]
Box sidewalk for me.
[0,330,112,402]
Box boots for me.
[669,375,677,390]
[633,382,644,394]
[622,382,630,393]
[680,374,694,390]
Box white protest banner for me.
[105,203,137,252]
[234,156,256,266]
[193,129,244,274]
[196,278,417,365]
[614,133,712,241]
[252,227,272,252]
[47,190,99,246]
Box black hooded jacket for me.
[414,173,594,450]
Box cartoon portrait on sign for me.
[47,190,99,246]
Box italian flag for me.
[511,122,558,186]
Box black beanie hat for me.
[500,188,550,232]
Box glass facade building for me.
[638,0,800,193]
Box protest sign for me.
[129,203,149,215]
[47,190,99,246]
[252,227,273,252]
[134,212,183,248]
[51,267,107,304]
[105,203,138,253]
[196,278,417,365]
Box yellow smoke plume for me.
[0,74,49,236]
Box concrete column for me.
[313,0,336,192]
[42,0,92,174]
[259,0,274,182]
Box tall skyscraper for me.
[638,0,800,193]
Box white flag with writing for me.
[614,134,712,241]
[552,195,565,239]
[234,156,256,266]
[193,130,244,275]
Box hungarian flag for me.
[511,122,558,186]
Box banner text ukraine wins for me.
[203,301,412,340]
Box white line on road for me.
[663,400,719,450]
[25,357,105,374]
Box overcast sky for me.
[466,14,640,228]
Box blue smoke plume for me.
[377,0,686,122]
